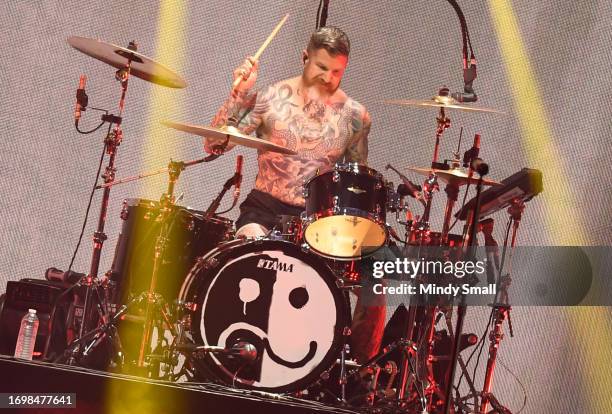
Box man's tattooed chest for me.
[263,87,353,160]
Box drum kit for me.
[58,33,533,414]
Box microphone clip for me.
[452,59,478,103]
[76,88,88,111]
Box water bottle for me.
[14,309,39,360]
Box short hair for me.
[307,26,350,57]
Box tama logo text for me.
[257,259,294,272]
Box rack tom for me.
[302,163,388,259]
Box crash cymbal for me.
[385,95,503,114]
[408,167,501,186]
[160,121,297,155]
[67,36,187,88]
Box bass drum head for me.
[180,239,350,393]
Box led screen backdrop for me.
[0,1,610,412]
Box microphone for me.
[463,133,480,168]
[229,341,258,362]
[471,157,489,176]
[234,155,244,200]
[397,183,421,200]
[385,163,425,206]
[74,74,88,126]
[451,58,478,103]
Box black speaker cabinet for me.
[0,279,72,359]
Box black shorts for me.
[235,189,304,231]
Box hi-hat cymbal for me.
[385,95,503,114]
[408,167,500,186]
[160,121,297,155]
[67,36,187,88]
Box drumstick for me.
[232,13,289,92]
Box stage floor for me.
[0,355,361,414]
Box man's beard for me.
[303,76,340,96]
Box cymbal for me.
[385,95,503,114]
[67,36,187,88]
[160,121,297,155]
[408,167,501,186]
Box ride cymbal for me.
[68,36,187,88]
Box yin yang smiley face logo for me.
[200,250,338,387]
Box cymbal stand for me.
[443,164,488,414]
[95,157,212,190]
[433,105,451,166]
[68,42,136,364]
[441,149,463,244]
[394,89,452,411]
[137,160,186,371]
[476,200,522,414]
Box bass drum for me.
[178,239,351,393]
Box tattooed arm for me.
[204,91,258,154]
[343,106,371,165]
[204,57,269,154]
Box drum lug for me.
[302,187,309,198]
[332,196,339,208]
[301,243,311,253]
[375,181,382,190]
[343,326,352,337]
[180,302,197,312]
[332,171,340,183]
[269,230,284,240]
[199,256,219,270]
[186,217,195,232]
[374,204,382,221]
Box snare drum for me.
[302,163,389,260]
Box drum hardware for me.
[270,215,304,244]
[67,47,132,364]
[204,156,244,218]
[137,158,210,370]
[453,200,523,414]
[442,158,489,414]
[339,343,350,404]
[95,156,214,190]
[89,155,232,374]
[60,285,143,367]
[63,36,187,366]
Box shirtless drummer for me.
[204,26,384,363]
